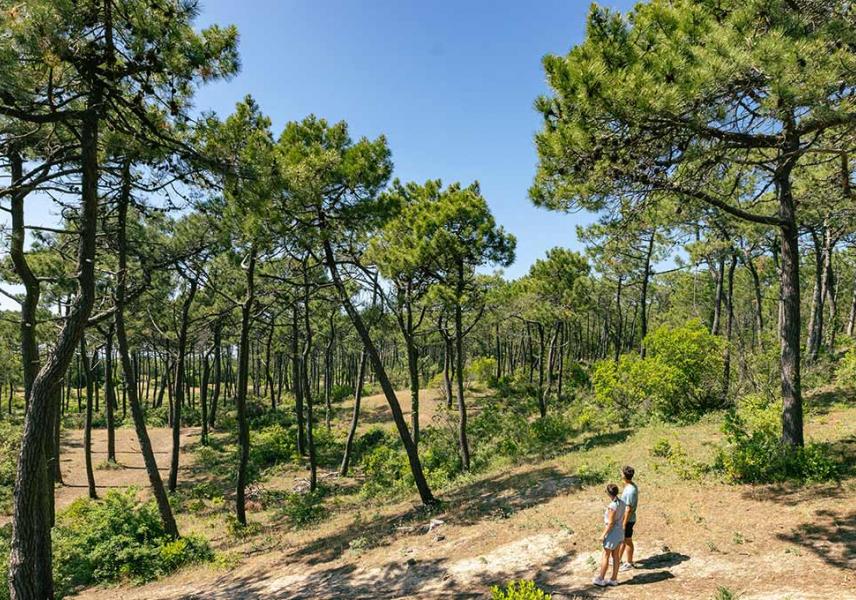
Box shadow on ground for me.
[777,509,856,571]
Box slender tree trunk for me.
[168,278,198,492]
[80,338,97,500]
[209,324,222,427]
[711,254,725,336]
[9,90,101,598]
[104,328,117,464]
[454,262,471,471]
[639,231,655,356]
[806,230,824,362]
[340,347,367,476]
[777,144,804,447]
[7,148,41,409]
[292,306,306,455]
[321,235,435,505]
[300,274,318,493]
[722,252,737,404]
[235,249,256,526]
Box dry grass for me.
[51,388,856,599]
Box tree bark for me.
[168,277,198,492]
[113,165,179,537]
[321,236,435,505]
[9,90,101,599]
[235,249,256,526]
[79,338,97,500]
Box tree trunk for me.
[722,252,737,404]
[340,348,367,477]
[209,324,222,427]
[454,262,471,471]
[777,148,804,447]
[9,93,101,599]
[805,230,824,362]
[104,328,117,464]
[292,306,306,456]
[321,236,435,505]
[235,249,256,526]
[639,231,655,356]
[168,277,198,492]
[80,338,97,500]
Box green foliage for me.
[576,461,612,486]
[650,438,673,458]
[592,321,724,421]
[0,523,10,600]
[330,384,354,404]
[277,489,328,528]
[249,424,298,472]
[360,444,413,498]
[712,586,740,600]
[716,398,837,484]
[469,356,498,387]
[0,420,20,515]
[491,579,552,600]
[52,489,212,596]
[835,347,856,388]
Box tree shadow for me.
[634,551,690,569]
[622,570,676,585]
[567,429,634,453]
[288,466,579,565]
[776,509,855,571]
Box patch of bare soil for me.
[66,400,856,600]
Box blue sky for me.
[193,0,637,278]
[1,0,639,311]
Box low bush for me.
[593,320,725,422]
[715,399,837,484]
[469,356,498,387]
[835,346,856,389]
[0,420,20,515]
[52,489,212,596]
[576,461,613,486]
[278,489,328,527]
[0,523,10,600]
[491,579,552,600]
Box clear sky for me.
[192,0,637,278]
[1,0,639,311]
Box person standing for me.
[593,483,625,587]
[619,465,639,571]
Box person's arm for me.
[622,499,631,529]
[602,505,616,541]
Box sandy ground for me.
[57,393,856,600]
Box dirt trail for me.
[63,399,855,599]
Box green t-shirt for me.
[621,482,638,523]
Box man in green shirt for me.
[619,465,638,570]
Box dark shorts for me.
[624,521,635,539]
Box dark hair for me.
[622,465,635,481]
[606,483,619,498]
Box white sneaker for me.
[592,577,607,587]
[619,562,634,571]
[606,579,619,586]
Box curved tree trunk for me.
[321,236,435,505]
[9,96,101,599]
[114,163,179,537]
[80,338,97,500]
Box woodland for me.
[0,1,854,599]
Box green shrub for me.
[469,356,498,387]
[144,404,170,427]
[52,488,212,596]
[491,579,552,600]
[576,461,612,486]
[360,444,412,498]
[0,523,10,600]
[593,320,724,421]
[250,424,298,471]
[716,408,837,484]
[835,347,856,388]
[330,384,353,403]
[650,438,673,458]
[278,489,328,527]
[0,420,20,515]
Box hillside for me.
[63,390,856,600]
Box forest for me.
[0,1,854,599]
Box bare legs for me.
[598,547,621,582]
[621,537,634,565]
